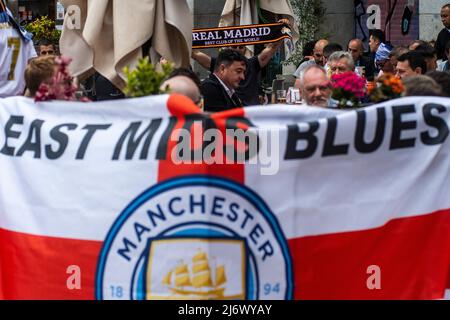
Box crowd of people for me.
[192,4,450,111]
[1,2,450,113]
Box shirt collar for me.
[214,74,234,97]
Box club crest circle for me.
[96,176,293,300]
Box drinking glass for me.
[276,90,287,103]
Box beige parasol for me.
[59,0,192,89]
[219,0,299,55]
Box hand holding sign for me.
[192,23,293,49]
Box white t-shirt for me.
[0,25,37,98]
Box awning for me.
[59,0,192,89]
[219,0,299,55]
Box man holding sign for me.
[192,20,291,108]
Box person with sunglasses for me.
[347,38,375,81]
[293,39,329,79]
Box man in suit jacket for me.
[347,39,375,81]
[436,4,450,61]
[201,49,247,113]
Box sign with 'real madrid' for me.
[192,23,292,49]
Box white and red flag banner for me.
[0,95,449,300]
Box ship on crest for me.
[163,250,227,299]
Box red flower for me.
[331,72,366,107]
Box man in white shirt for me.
[0,1,37,98]
[293,39,329,79]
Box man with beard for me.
[297,64,332,108]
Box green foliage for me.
[285,0,326,66]
[123,57,174,98]
[24,16,61,43]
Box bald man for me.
[297,64,332,108]
[161,75,202,107]
[347,38,375,80]
[293,39,329,78]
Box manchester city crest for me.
[96,176,293,300]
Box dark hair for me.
[214,49,247,72]
[426,71,450,97]
[37,38,55,47]
[370,29,385,44]
[414,43,437,59]
[397,51,427,74]
[323,43,343,59]
[389,45,409,59]
[303,40,317,57]
[403,75,442,97]
[169,68,201,89]
[442,3,450,10]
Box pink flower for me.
[35,55,88,103]
[331,72,366,107]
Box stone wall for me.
[419,0,449,41]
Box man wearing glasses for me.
[347,38,374,81]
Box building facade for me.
[192,0,448,49]
[6,0,64,29]
[190,0,448,82]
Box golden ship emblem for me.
[163,250,227,299]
